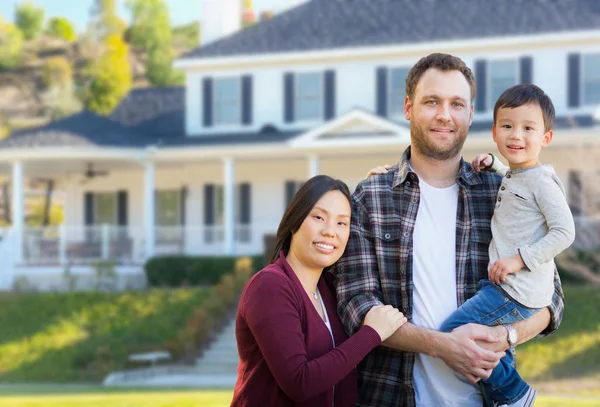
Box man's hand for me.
[438,324,505,384]
[489,254,525,284]
[471,154,493,173]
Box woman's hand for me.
[363,304,407,341]
[365,164,391,180]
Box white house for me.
[1,0,600,290]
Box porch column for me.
[11,161,24,264]
[144,161,155,258]
[308,155,320,178]
[223,157,235,255]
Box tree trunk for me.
[42,179,54,226]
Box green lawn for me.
[0,289,209,382]
[518,285,600,382]
[0,387,597,407]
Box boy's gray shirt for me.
[489,163,575,308]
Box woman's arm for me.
[243,271,381,402]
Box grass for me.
[0,387,597,407]
[0,289,209,382]
[518,285,600,382]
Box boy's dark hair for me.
[405,53,477,103]
[493,84,555,132]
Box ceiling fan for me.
[80,162,109,184]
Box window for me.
[489,60,518,107]
[94,192,117,225]
[389,67,410,117]
[214,77,240,125]
[155,190,181,226]
[583,54,600,106]
[296,72,322,121]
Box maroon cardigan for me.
[231,252,381,407]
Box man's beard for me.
[410,122,468,160]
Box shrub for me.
[144,255,263,287]
[46,17,76,42]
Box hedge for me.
[144,255,265,287]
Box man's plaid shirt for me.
[333,147,565,407]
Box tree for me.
[0,17,24,69]
[127,0,183,86]
[42,57,82,119]
[89,0,126,40]
[46,17,76,42]
[86,34,131,115]
[15,1,44,40]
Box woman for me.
[231,175,407,407]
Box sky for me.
[0,0,307,30]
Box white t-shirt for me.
[411,179,483,407]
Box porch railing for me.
[8,216,600,266]
[19,222,278,266]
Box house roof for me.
[180,0,600,60]
[0,88,302,150]
[0,111,143,149]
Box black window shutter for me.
[568,53,581,108]
[117,190,128,226]
[475,60,487,112]
[324,70,336,120]
[285,181,296,209]
[242,75,253,125]
[84,192,94,225]
[520,57,533,84]
[180,186,187,225]
[239,183,251,225]
[202,77,213,127]
[204,184,215,225]
[284,73,295,123]
[376,67,388,117]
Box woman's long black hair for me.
[269,175,352,264]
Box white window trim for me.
[213,76,241,126]
[294,72,324,123]
[487,59,520,110]
[581,52,600,107]
[94,192,118,225]
[388,66,410,119]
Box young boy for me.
[438,84,576,407]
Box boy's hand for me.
[472,154,492,173]
[365,164,391,180]
[488,254,525,284]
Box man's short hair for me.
[493,84,556,132]
[405,53,477,103]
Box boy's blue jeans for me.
[439,280,540,405]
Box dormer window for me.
[389,67,410,117]
[489,60,518,107]
[214,77,240,125]
[296,72,323,121]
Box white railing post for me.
[102,224,109,259]
[59,225,67,265]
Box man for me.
[334,53,564,407]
